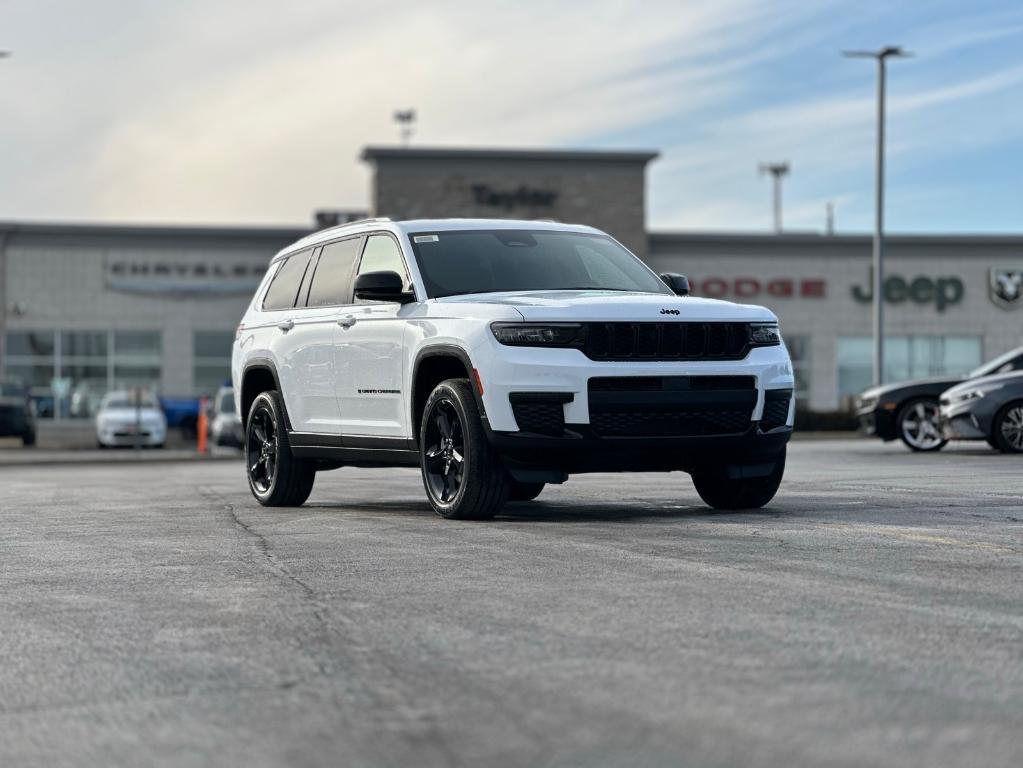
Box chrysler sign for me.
[105,257,265,296]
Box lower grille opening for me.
[760,389,792,431]
[587,377,755,438]
[510,393,571,436]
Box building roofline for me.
[361,145,660,164]
[0,220,311,240]
[648,230,1023,247]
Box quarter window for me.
[262,250,311,311]
[306,237,362,307]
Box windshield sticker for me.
[414,235,439,243]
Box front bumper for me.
[488,425,791,480]
[472,341,795,433]
[97,425,166,447]
[855,404,898,440]
[939,402,990,440]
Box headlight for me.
[491,323,582,346]
[954,389,987,403]
[750,322,781,347]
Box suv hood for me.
[436,290,775,323]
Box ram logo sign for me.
[989,268,1023,310]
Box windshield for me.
[409,230,672,299]
[101,392,160,410]
[218,391,236,414]
[970,347,1023,378]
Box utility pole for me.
[843,46,910,386]
[393,109,416,147]
[826,202,835,235]
[758,162,789,233]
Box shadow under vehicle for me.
[940,370,1023,453]
[855,345,1023,452]
[0,378,37,446]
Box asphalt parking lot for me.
[2,439,1021,768]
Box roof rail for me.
[322,216,392,232]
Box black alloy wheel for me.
[422,399,465,505]
[419,379,509,520]
[245,391,316,507]
[247,404,278,494]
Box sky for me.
[1,0,1021,234]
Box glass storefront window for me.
[2,329,163,419]
[193,331,234,397]
[837,336,981,402]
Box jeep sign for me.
[851,270,964,312]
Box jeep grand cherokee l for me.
[233,218,794,519]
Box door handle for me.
[277,319,294,332]
[337,315,357,329]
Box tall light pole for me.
[843,46,910,386]
[758,162,789,233]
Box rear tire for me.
[246,390,315,506]
[22,430,36,447]
[419,379,509,520]
[991,401,1023,454]
[508,481,545,502]
[692,449,786,510]
[896,398,947,452]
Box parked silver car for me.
[209,386,243,448]
[940,371,1023,453]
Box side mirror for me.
[660,272,690,296]
[353,271,414,304]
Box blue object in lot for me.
[160,397,200,436]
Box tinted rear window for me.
[307,237,363,307]
[262,250,312,311]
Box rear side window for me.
[262,250,312,311]
[307,237,363,307]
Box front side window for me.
[306,237,363,307]
[409,229,671,299]
[358,234,407,281]
[262,250,311,311]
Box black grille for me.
[581,322,751,361]
[761,389,792,431]
[511,401,565,436]
[587,377,755,438]
[589,409,752,437]
[589,376,756,392]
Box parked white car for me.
[95,390,167,448]
[233,218,794,518]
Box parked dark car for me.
[856,345,1023,451]
[940,371,1023,453]
[0,378,37,446]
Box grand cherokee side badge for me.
[660,308,680,315]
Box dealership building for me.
[1,145,1021,422]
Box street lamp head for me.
[842,46,912,60]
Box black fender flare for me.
[242,358,295,431]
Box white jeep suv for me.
[233,218,794,519]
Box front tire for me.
[419,379,509,520]
[22,430,36,447]
[246,391,315,506]
[991,401,1023,454]
[692,449,786,510]
[896,398,947,452]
